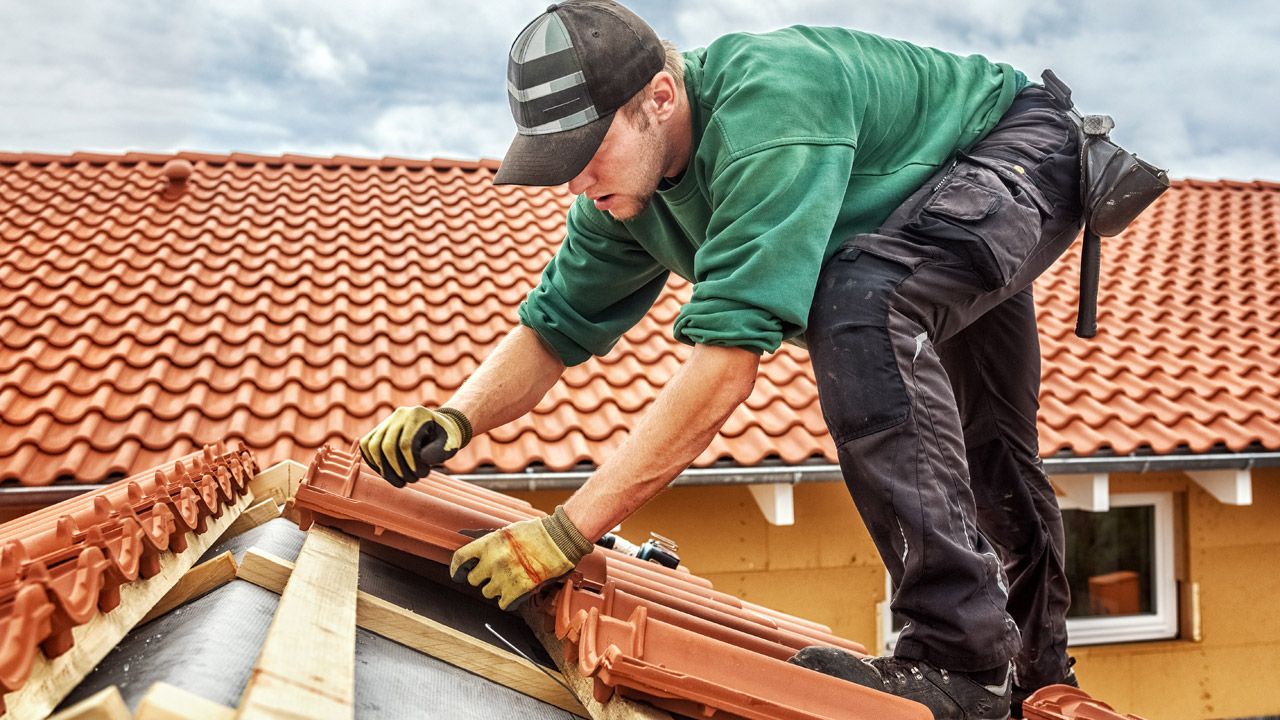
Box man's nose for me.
[567,166,595,195]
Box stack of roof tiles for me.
[293,443,931,720]
[2,152,1279,488]
[0,442,257,713]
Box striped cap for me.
[494,1,665,186]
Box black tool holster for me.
[1040,70,1170,338]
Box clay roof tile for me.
[2,152,1279,485]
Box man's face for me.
[566,108,668,222]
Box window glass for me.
[1062,505,1155,617]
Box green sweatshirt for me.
[518,26,1025,366]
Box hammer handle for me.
[1075,230,1101,338]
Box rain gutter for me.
[5,450,1278,506]
[457,450,1280,492]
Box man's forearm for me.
[563,344,760,540]
[446,324,566,437]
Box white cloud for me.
[0,0,1276,180]
[365,101,513,161]
[671,0,1059,50]
[278,27,367,85]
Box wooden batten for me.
[135,682,235,720]
[223,500,282,540]
[245,461,308,509]
[236,525,358,720]
[139,552,240,626]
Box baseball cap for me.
[494,0,665,186]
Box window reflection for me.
[1062,505,1155,618]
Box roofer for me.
[359,2,1085,717]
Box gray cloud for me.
[1,0,1276,180]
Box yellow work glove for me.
[358,406,472,487]
[449,506,594,610]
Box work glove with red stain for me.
[449,506,594,610]
[358,406,472,487]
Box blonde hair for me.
[618,40,684,126]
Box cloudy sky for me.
[2,1,1277,181]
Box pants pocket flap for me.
[926,171,1000,222]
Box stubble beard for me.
[609,121,667,223]
[613,188,657,223]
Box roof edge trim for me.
[456,451,1280,491]
[7,451,1278,503]
[0,150,503,172]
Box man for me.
[360,2,1083,718]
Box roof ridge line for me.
[0,150,503,171]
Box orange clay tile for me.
[0,441,257,712]
[292,444,929,720]
[1023,685,1147,720]
[3,152,1279,486]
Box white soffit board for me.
[747,483,795,526]
[1052,473,1110,512]
[1187,468,1252,505]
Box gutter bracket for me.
[747,483,794,526]
[1187,468,1252,505]
[1051,473,1109,512]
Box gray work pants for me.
[804,86,1082,687]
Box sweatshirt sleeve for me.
[673,141,856,354]
[518,195,669,366]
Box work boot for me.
[788,647,1012,720]
[1011,658,1078,718]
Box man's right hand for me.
[358,406,472,487]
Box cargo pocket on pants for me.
[906,159,1047,291]
[806,246,913,445]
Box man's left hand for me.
[449,506,594,610]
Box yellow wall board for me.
[760,482,878,571]
[511,482,876,575]
[700,564,885,647]
[1196,542,1280,642]
[1124,642,1273,720]
[1191,467,1280,550]
[1064,646,1136,715]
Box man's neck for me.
[662,89,693,179]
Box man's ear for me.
[649,71,679,123]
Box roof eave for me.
[455,449,1280,492]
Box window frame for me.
[1062,491,1178,646]
[879,491,1178,652]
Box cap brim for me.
[493,111,615,187]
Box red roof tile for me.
[0,442,257,711]
[1023,685,1144,720]
[2,152,1278,486]
[1035,179,1280,456]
